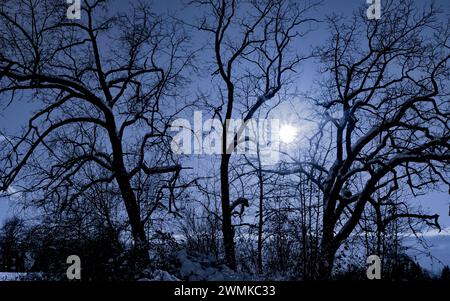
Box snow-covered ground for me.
[139,249,255,281]
[0,272,27,281]
[406,234,450,276]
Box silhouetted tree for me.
[441,265,450,281]
[0,0,192,270]
[276,0,449,278]
[190,0,319,269]
[0,217,26,272]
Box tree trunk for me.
[220,154,236,269]
[319,204,337,280]
[106,115,150,271]
[318,245,336,280]
[115,171,150,270]
[256,144,264,274]
[257,171,264,274]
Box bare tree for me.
[0,0,192,270]
[280,0,450,278]
[190,0,318,269]
[0,217,26,272]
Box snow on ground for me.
[0,272,27,281]
[174,250,251,281]
[142,250,256,281]
[405,234,450,276]
[144,270,180,281]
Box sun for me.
[279,124,297,144]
